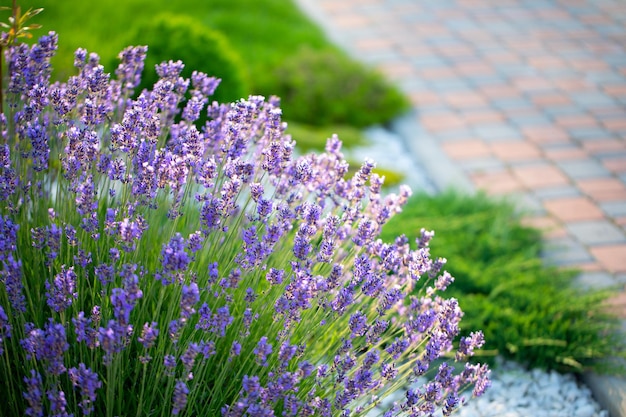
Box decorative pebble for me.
[366,358,608,417]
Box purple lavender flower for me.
[434,270,454,291]
[266,268,284,285]
[164,354,177,373]
[0,215,18,260]
[385,338,409,360]
[138,322,159,350]
[253,336,273,366]
[443,392,460,416]
[0,305,11,355]
[45,265,77,313]
[2,254,26,312]
[278,342,299,367]
[23,370,44,417]
[187,231,204,253]
[456,331,485,360]
[72,311,91,344]
[230,341,242,360]
[199,340,216,359]
[94,262,115,287]
[366,319,389,345]
[0,143,17,200]
[380,362,397,381]
[181,343,200,373]
[21,319,69,376]
[172,380,189,415]
[196,303,233,336]
[348,311,368,338]
[180,282,200,319]
[98,320,131,365]
[168,319,183,343]
[462,363,491,397]
[47,388,72,417]
[115,45,148,95]
[156,233,189,285]
[110,288,134,325]
[68,363,101,415]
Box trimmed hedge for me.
[270,47,411,127]
[123,13,249,104]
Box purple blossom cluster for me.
[0,28,490,417]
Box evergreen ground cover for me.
[381,191,626,374]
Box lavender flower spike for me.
[45,266,78,313]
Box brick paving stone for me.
[582,139,626,154]
[462,109,505,125]
[333,14,371,28]
[599,201,626,218]
[470,170,525,194]
[602,118,626,132]
[543,146,587,161]
[573,262,606,273]
[574,271,620,290]
[489,141,541,162]
[530,92,572,107]
[473,124,522,141]
[533,185,582,201]
[458,157,505,173]
[521,215,568,238]
[441,139,491,160]
[569,127,614,142]
[420,113,466,132]
[521,125,570,144]
[603,84,626,97]
[577,178,626,202]
[443,91,490,109]
[511,164,570,189]
[479,84,519,99]
[566,220,626,245]
[605,290,626,320]
[555,159,611,179]
[354,37,395,52]
[544,197,605,222]
[590,244,626,273]
[377,61,416,79]
[542,236,594,266]
[506,112,553,128]
[491,97,534,112]
[602,157,626,174]
[555,114,599,130]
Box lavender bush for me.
[0,22,490,417]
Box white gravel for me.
[454,359,608,417]
[365,358,608,417]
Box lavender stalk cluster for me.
[0,28,489,417]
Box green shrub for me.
[270,47,411,127]
[122,13,249,104]
[381,190,625,373]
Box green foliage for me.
[124,13,249,104]
[31,0,411,129]
[285,121,367,152]
[381,190,625,373]
[270,47,411,127]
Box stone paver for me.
[296,0,626,413]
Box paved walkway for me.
[297,0,626,306]
[295,0,626,415]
